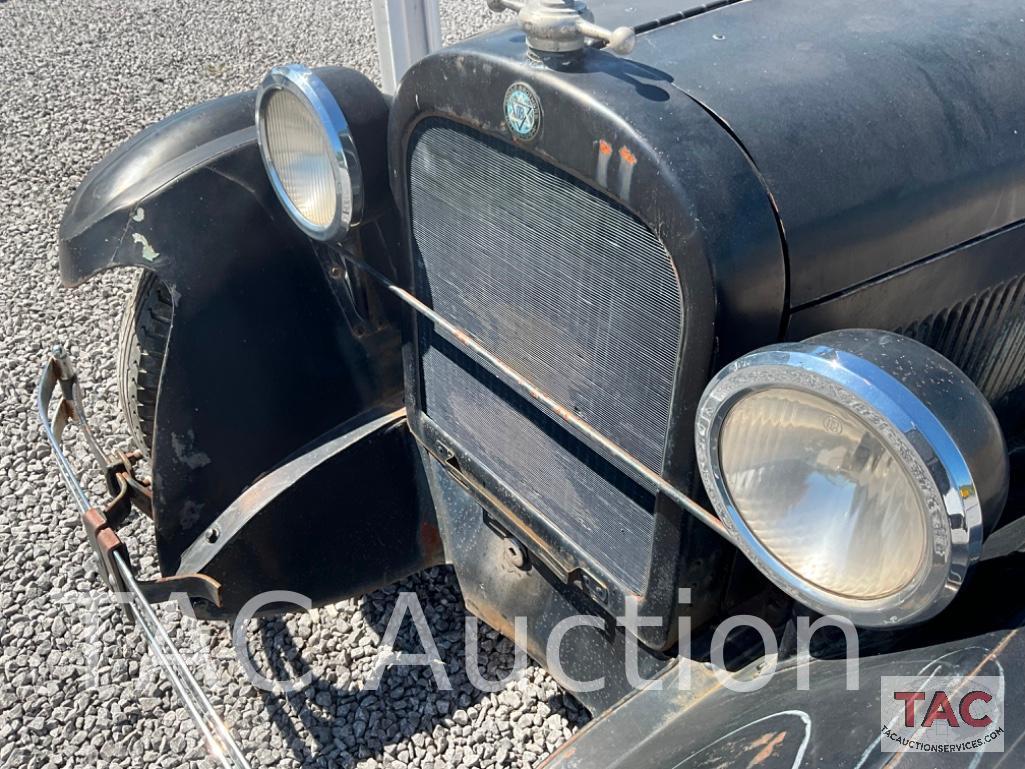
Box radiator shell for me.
[388,36,785,647]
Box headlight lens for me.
[696,329,1007,627]
[719,387,928,600]
[256,64,363,241]
[261,88,339,229]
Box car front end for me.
[38,1,1025,766]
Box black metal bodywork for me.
[542,550,1025,769]
[53,0,1025,765]
[386,0,1025,687]
[624,0,1025,305]
[57,80,439,615]
[389,24,786,655]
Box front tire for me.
[117,272,172,456]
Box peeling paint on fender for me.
[172,430,212,470]
[131,232,160,262]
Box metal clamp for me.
[37,346,251,769]
[487,0,636,55]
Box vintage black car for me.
[39,0,1025,766]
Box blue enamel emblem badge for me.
[504,83,541,141]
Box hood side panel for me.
[630,0,1025,306]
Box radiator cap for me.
[486,0,636,56]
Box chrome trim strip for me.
[112,551,251,769]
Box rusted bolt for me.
[503,537,527,570]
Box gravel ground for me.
[0,2,588,767]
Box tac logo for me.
[880,676,1005,753]
[504,82,541,141]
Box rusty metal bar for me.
[36,347,253,769]
[350,261,730,540]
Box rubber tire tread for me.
[116,272,172,457]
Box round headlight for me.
[696,329,1008,626]
[256,64,363,241]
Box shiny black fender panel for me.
[59,92,259,285]
[542,553,1025,769]
[57,84,439,605]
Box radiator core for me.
[409,120,683,591]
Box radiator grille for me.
[409,120,683,472]
[423,335,656,590]
[899,274,1025,407]
[409,120,683,591]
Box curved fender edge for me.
[541,553,1025,769]
[57,87,410,581]
[59,91,263,287]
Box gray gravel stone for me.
[1,1,589,767]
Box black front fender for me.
[59,92,263,287]
[543,552,1025,769]
[57,84,430,599]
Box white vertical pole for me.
[372,0,443,95]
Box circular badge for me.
[504,83,542,141]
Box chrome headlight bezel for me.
[255,64,364,241]
[696,336,987,627]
